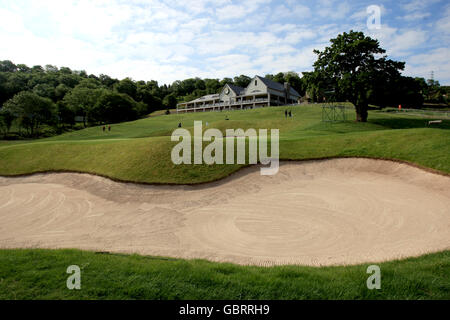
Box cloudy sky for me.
[0,0,449,84]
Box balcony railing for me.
[178,98,269,110]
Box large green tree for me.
[115,77,137,100]
[0,60,17,72]
[63,86,103,126]
[424,79,446,103]
[91,91,138,123]
[0,108,15,137]
[2,91,56,136]
[56,100,76,127]
[233,75,252,88]
[162,94,177,109]
[310,30,405,121]
[136,85,162,113]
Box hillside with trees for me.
[0,31,448,138]
[0,60,309,138]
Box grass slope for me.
[0,106,449,183]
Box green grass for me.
[0,104,449,300]
[0,105,449,183]
[0,249,448,300]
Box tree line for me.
[0,62,171,137]
[0,31,448,136]
[0,61,309,138]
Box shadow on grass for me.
[370,117,450,129]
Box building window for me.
[255,80,257,86]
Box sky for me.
[0,0,449,85]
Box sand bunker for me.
[0,158,449,266]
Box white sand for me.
[0,158,449,266]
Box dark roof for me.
[257,76,285,91]
[289,87,301,97]
[256,76,301,97]
[226,84,245,95]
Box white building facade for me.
[176,75,301,113]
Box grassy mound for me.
[0,106,449,183]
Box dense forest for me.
[0,59,447,138]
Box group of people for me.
[102,125,111,132]
[285,110,293,118]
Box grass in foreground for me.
[0,249,448,300]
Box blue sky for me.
[0,0,449,84]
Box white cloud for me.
[369,27,428,57]
[216,0,271,20]
[269,24,297,33]
[400,11,431,21]
[272,4,311,18]
[404,47,450,83]
[284,29,316,43]
[402,0,440,12]
[180,18,211,33]
[317,1,351,20]
[0,0,448,85]
[435,5,450,34]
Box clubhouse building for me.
[176,75,301,113]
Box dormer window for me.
[255,80,257,86]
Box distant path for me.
[0,158,449,266]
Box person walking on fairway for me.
[288,111,292,118]
[102,126,105,132]
[108,125,111,132]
